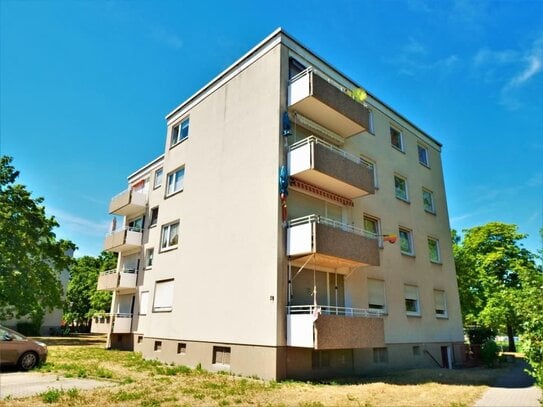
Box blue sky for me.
[1,0,542,257]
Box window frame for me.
[153,168,163,189]
[212,346,231,365]
[160,221,179,251]
[170,117,190,147]
[404,285,421,316]
[418,144,430,167]
[399,227,415,256]
[394,175,409,202]
[139,291,149,316]
[390,126,404,152]
[428,237,441,263]
[422,188,436,214]
[166,167,185,197]
[373,347,389,363]
[434,289,448,318]
[149,206,159,227]
[152,279,174,313]
[145,247,154,268]
[367,278,386,312]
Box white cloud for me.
[508,53,542,88]
[47,207,110,237]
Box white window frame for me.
[145,247,154,268]
[434,290,448,318]
[399,227,414,256]
[428,237,441,263]
[166,167,185,196]
[422,188,436,214]
[161,221,179,251]
[404,285,420,316]
[154,168,163,189]
[390,126,404,151]
[418,144,430,167]
[153,279,174,312]
[149,206,159,227]
[367,279,386,312]
[394,175,409,202]
[171,118,189,146]
[363,214,382,248]
[139,291,149,315]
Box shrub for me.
[16,321,41,336]
[466,326,495,345]
[481,339,499,368]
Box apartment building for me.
[91,28,464,380]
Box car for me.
[0,324,48,370]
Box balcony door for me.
[288,190,343,222]
[291,268,345,309]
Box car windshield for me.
[0,326,26,341]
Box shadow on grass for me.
[32,334,107,347]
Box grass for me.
[1,335,517,406]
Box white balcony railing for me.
[289,67,351,98]
[287,305,386,318]
[289,136,374,169]
[288,215,377,240]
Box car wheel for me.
[18,351,38,371]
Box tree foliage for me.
[0,156,75,325]
[453,222,541,352]
[64,252,116,328]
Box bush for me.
[466,326,495,345]
[481,339,500,368]
[16,321,41,336]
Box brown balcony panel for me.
[312,142,375,197]
[315,223,380,266]
[97,272,119,291]
[314,314,385,350]
[289,72,371,138]
[109,190,146,216]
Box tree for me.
[0,156,75,327]
[64,252,116,329]
[453,222,540,352]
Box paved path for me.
[475,359,541,407]
[0,371,115,400]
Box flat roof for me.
[166,27,442,147]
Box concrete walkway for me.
[475,359,542,407]
[0,371,115,400]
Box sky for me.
[1,0,542,257]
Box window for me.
[418,145,430,167]
[422,189,435,214]
[367,279,386,311]
[137,336,143,344]
[394,175,409,201]
[434,290,448,318]
[404,285,420,316]
[161,222,179,250]
[363,215,380,237]
[154,341,162,351]
[177,343,187,354]
[413,346,421,356]
[154,168,163,189]
[212,346,231,365]
[153,279,174,312]
[373,348,388,363]
[428,238,441,263]
[171,118,189,146]
[145,248,154,268]
[399,228,414,255]
[312,350,330,368]
[128,216,144,232]
[140,291,149,315]
[390,127,404,151]
[166,167,185,196]
[150,207,159,227]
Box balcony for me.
[288,67,371,138]
[288,136,375,199]
[287,215,380,269]
[90,313,133,334]
[286,305,385,349]
[97,268,137,293]
[109,189,147,217]
[103,227,142,253]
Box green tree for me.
[64,252,115,329]
[453,222,539,352]
[0,156,75,327]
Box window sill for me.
[401,252,416,258]
[165,189,184,199]
[419,161,430,169]
[160,245,178,254]
[391,145,405,153]
[436,314,449,319]
[169,137,188,150]
[430,260,442,265]
[424,209,436,215]
[153,185,162,190]
[149,224,157,229]
[152,308,173,313]
[145,266,153,270]
[406,313,421,318]
[396,196,410,204]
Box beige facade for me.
[92,28,464,380]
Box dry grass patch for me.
[1,336,514,406]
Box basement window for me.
[212,346,231,366]
[177,343,187,354]
[154,341,162,351]
[373,348,388,363]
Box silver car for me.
[0,325,48,370]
